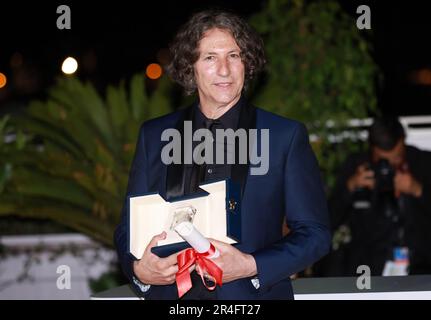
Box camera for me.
[372,159,395,194]
[371,159,400,221]
[352,159,399,221]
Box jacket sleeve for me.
[113,124,153,297]
[251,123,331,291]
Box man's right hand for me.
[347,164,375,192]
[133,232,179,285]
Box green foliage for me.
[89,268,128,293]
[0,75,173,246]
[250,0,380,187]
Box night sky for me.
[1,0,431,116]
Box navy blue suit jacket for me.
[114,101,331,299]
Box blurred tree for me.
[0,75,173,246]
[250,0,380,188]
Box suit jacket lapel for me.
[231,100,256,199]
[164,104,195,200]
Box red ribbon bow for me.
[175,244,223,298]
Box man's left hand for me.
[205,239,257,283]
[394,171,423,198]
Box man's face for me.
[194,28,245,111]
[372,139,406,169]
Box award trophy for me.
[128,179,239,259]
[170,205,219,259]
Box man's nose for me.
[217,58,230,77]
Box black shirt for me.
[181,97,242,299]
[184,97,242,194]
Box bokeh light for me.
[61,57,78,75]
[146,63,162,80]
[0,72,7,89]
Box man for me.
[114,10,330,299]
[329,116,431,276]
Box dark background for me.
[1,0,431,116]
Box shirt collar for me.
[194,96,243,130]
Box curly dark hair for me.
[166,10,266,95]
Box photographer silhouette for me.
[325,116,431,276]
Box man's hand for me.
[206,239,257,283]
[347,164,375,192]
[133,232,179,285]
[394,170,423,198]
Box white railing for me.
[311,115,431,152]
[0,233,117,300]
